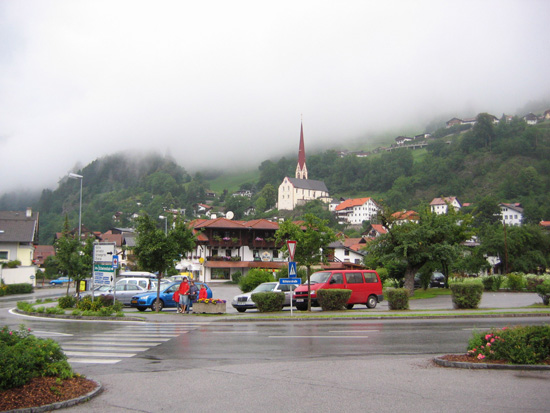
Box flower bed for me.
[193,299,227,314]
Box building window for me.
[211,268,230,280]
[0,251,8,260]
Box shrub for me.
[46,307,65,315]
[5,260,21,268]
[16,301,34,312]
[251,291,285,312]
[467,325,550,365]
[5,283,33,294]
[535,280,550,305]
[77,295,93,311]
[317,289,351,311]
[231,271,242,284]
[450,281,483,309]
[525,275,546,292]
[239,269,274,293]
[505,272,525,291]
[481,275,504,292]
[58,295,77,309]
[0,325,73,390]
[386,288,409,310]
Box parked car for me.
[292,270,383,311]
[414,272,446,289]
[130,281,212,312]
[116,277,169,291]
[49,277,73,285]
[231,282,298,312]
[81,284,147,306]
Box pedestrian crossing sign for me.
[288,261,297,278]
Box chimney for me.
[26,207,32,218]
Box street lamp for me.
[159,215,168,235]
[68,173,83,239]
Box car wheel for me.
[346,304,354,310]
[366,295,378,308]
[236,308,246,313]
[295,303,307,311]
[151,299,164,311]
[137,307,146,312]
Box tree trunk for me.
[403,267,415,294]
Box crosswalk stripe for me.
[63,345,149,352]
[65,351,136,357]
[65,337,173,342]
[65,340,164,346]
[68,358,121,364]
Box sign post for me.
[285,240,297,316]
[93,242,116,302]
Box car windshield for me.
[252,283,276,293]
[309,272,331,284]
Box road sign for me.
[288,261,297,278]
[93,263,114,286]
[279,278,301,285]
[93,243,116,262]
[112,255,119,268]
[287,240,296,261]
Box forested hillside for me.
[3,114,549,245]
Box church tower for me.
[295,122,308,179]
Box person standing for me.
[178,277,190,314]
[187,280,199,314]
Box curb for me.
[12,309,145,322]
[7,379,103,412]
[433,357,550,370]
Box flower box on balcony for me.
[192,300,226,314]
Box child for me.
[199,284,208,300]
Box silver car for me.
[82,284,147,306]
[231,281,298,312]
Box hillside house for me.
[499,203,523,226]
[362,224,388,239]
[0,208,39,285]
[430,197,462,215]
[395,136,413,145]
[326,238,366,265]
[523,113,538,125]
[335,198,380,225]
[391,210,419,225]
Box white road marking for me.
[65,340,163,346]
[63,345,150,352]
[64,351,136,357]
[68,358,121,364]
[269,335,369,338]
[328,330,380,333]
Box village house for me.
[430,197,462,215]
[0,208,39,285]
[499,203,523,226]
[334,197,380,225]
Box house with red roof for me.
[335,197,380,225]
[430,197,461,215]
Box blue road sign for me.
[112,255,119,268]
[279,278,301,285]
[288,261,297,277]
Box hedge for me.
[317,289,351,311]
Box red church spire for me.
[296,121,308,179]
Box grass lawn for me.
[409,288,452,299]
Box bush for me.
[231,271,242,284]
[505,272,525,291]
[386,288,409,310]
[535,280,550,305]
[251,291,285,312]
[481,275,504,292]
[450,281,483,309]
[467,325,550,365]
[0,325,73,391]
[525,275,546,292]
[16,301,34,312]
[239,269,274,293]
[58,295,77,309]
[4,283,33,295]
[317,289,351,311]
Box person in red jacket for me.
[198,284,208,300]
[178,277,190,314]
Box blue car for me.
[50,277,73,285]
[130,281,212,312]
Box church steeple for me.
[295,121,308,179]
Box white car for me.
[231,281,298,312]
[81,284,147,305]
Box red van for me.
[293,270,383,311]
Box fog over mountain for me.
[1,0,549,194]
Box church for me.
[277,122,330,210]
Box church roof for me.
[298,122,306,170]
[286,177,328,192]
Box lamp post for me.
[68,173,83,239]
[159,215,168,235]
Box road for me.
[1,286,549,412]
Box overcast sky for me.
[1,0,549,194]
